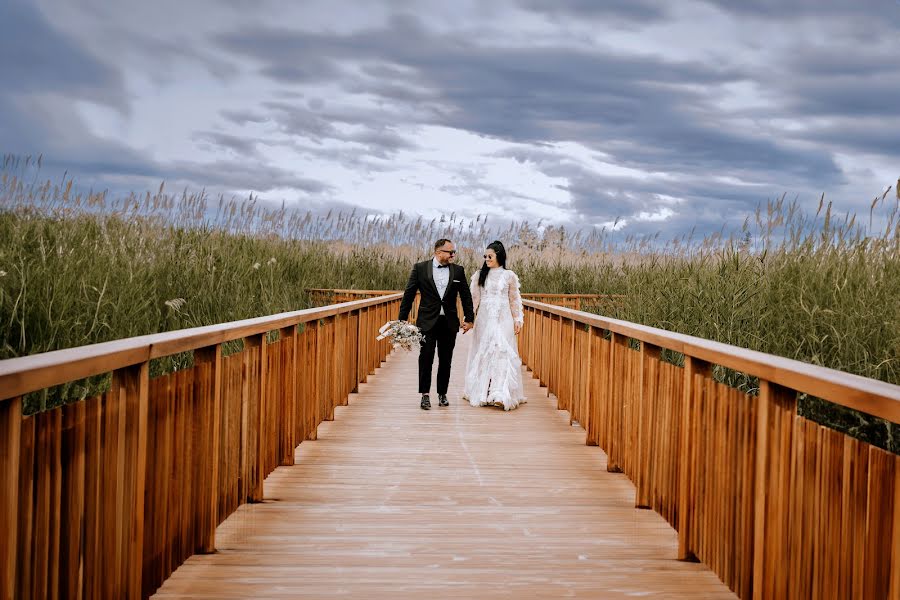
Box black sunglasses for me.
[439,249,457,255]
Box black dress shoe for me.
[420,394,431,410]
[438,394,449,407]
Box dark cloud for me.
[167,159,332,194]
[517,0,670,23]
[194,131,262,158]
[215,13,849,196]
[0,0,124,105]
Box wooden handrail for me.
[522,300,900,424]
[0,294,401,403]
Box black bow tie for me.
[436,264,448,268]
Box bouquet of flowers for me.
[376,320,424,352]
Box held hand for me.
[514,322,522,335]
[461,322,473,334]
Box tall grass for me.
[1,157,897,451]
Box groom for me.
[398,238,475,410]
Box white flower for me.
[164,298,186,312]
[268,257,277,265]
[252,262,261,270]
[0,270,6,277]
[376,320,424,352]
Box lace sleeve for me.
[507,271,523,326]
[470,272,481,314]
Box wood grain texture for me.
[154,334,735,599]
[0,294,401,402]
[520,301,900,423]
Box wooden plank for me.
[245,334,267,502]
[82,396,102,599]
[59,401,85,600]
[15,416,35,599]
[863,446,896,600]
[0,397,20,600]
[113,362,150,599]
[677,355,709,561]
[196,345,223,552]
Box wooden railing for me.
[0,294,401,599]
[306,288,622,315]
[518,300,900,600]
[307,288,622,308]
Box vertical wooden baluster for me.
[586,328,602,447]
[0,397,21,600]
[244,333,267,502]
[360,307,369,383]
[100,372,127,597]
[332,314,341,415]
[890,467,900,600]
[752,380,796,598]
[582,325,594,443]
[238,341,251,500]
[678,355,709,561]
[111,361,149,599]
[636,343,660,508]
[59,401,85,599]
[277,327,297,466]
[314,317,323,435]
[350,311,360,394]
[863,447,897,600]
[195,345,222,551]
[566,319,575,422]
[606,332,625,473]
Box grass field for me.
[1,158,897,451]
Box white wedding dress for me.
[462,267,526,410]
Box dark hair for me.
[478,240,507,287]
[434,238,452,251]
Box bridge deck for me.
[154,335,734,599]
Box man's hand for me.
[514,322,522,335]
[461,322,473,334]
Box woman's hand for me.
[514,322,522,335]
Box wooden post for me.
[606,332,628,473]
[0,397,21,600]
[890,470,900,599]
[245,333,267,502]
[567,319,576,422]
[636,343,660,508]
[112,361,150,599]
[752,380,796,598]
[678,355,708,561]
[195,344,222,551]
[350,311,359,395]
[278,327,298,466]
[583,325,595,444]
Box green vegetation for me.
[1,156,897,451]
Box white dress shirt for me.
[432,257,450,315]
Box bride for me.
[462,240,526,410]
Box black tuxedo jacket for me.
[398,260,475,332]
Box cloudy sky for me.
[2,0,899,237]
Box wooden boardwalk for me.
[154,334,735,599]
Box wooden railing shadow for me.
[518,300,900,600]
[0,294,401,599]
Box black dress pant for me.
[418,315,457,395]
